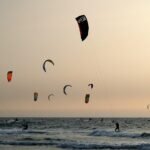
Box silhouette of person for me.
[22,121,28,130]
[115,122,120,132]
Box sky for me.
[0,0,150,117]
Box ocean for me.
[0,118,150,150]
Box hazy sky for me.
[1,0,150,117]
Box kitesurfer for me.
[22,122,28,130]
[115,122,120,132]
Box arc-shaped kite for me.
[43,59,54,72]
[88,83,94,89]
[63,85,72,95]
[48,94,54,100]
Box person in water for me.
[15,118,18,122]
[22,121,28,130]
[115,122,120,132]
[23,123,28,130]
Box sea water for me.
[0,118,150,150]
